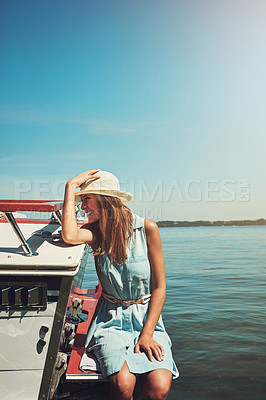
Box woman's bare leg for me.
[109,361,137,400]
[137,369,172,400]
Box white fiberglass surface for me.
[0,222,85,269]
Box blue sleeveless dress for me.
[81,213,178,379]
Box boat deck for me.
[0,200,107,399]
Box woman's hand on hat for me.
[67,169,101,189]
[135,334,164,362]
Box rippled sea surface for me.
[82,226,266,400]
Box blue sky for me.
[0,0,265,221]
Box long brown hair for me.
[91,195,133,264]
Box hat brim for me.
[75,189,132,205]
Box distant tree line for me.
[157,218,266,227]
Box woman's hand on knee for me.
[135,334,164,362]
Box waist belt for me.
[102,292,151,306]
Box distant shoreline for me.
[157,218,266,227]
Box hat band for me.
[75,189,132,204]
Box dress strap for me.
[132,213,145,230]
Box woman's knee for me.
[141,370,172,400]
[109,366,136,400]
[146,382,171,400]
[110,378,135,400]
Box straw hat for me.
[75,171,132,204]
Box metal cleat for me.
[69,297,83,320]
[49,352,68,399]
[60,322,75,352]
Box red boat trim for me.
[0,200,62,203]
[0,200,63,212]
[66,283,102,377]
[0,219,85,225]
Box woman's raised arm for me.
[61,169,100,245]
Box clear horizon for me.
[1,0,265,221]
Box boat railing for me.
[0,200,63,256]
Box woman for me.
[62,169,178,400]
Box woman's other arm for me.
[134,219,166,362]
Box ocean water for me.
[81,226,266,400]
